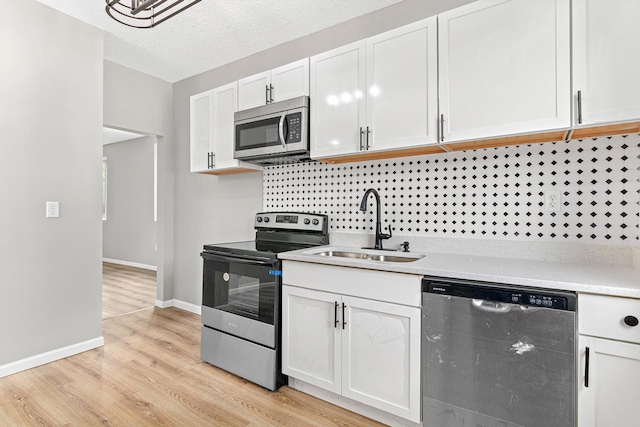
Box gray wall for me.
[103,137,157,267]
[103,61,174,301]
[171,0,475,307]
[0,0,103,365]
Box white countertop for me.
[279,245,640,299]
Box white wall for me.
[0,0,103,368]
[103,61,174,300]
[103,137,157,268]
[171,0,475,307]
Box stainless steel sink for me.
[314,250,424,263]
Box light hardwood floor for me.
[102,262,157,319]
[0,264,384,426]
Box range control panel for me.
[254,212,328,233]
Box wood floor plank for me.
[0,263,385,426]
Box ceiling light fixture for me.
[105,0,202,29]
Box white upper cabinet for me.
[189,82,261,174]
[237,58,309,111]
[438,0,571,143]
[311,17,438,160]
[365,18,438,152]
[237,71,271,111]
[190,90,213,172]
[572,0,640,127]
[310,41,366,159]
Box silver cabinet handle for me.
[366,126,371,150]
[334,302,339,328]
[440,114,445,142]
[577,90,583,124]
[359,127,365,151]
[269,84,274,103]
[211,152,215,168]
[265,85,270,105]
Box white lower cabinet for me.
[577,293,640,427]
[578,336,640,427]
[282,284,421,423]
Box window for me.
[102,157,108,220]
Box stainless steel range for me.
[200,212,329,390]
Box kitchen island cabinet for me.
[282,261,421,423]
[577,293,640,427]
[310,17,443,163]
[438,0,570,147]
[571,0,640,138]
[189,82,261,175]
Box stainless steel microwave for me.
[234,96,310,165]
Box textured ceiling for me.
[34,0,404,83]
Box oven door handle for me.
[201,251,276,266]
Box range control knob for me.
[312,219,319,226]
[256,217,263,223]
[624,316,639,327]
[304,218,311,225]
[263,217,270,223]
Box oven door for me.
[201,251,280,348]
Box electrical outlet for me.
[543,191,561,212]
[46,201,60,218]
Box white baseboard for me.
[155,299,201,315]
[0,337,104,379]
[103,258,157,271]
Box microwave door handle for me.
[278,114,286,149]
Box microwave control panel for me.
[285,112,302,143]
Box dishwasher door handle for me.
[471,299,512,313]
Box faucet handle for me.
[400,241,410,252]
[380,224,392,240]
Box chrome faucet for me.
[359,188,392,250]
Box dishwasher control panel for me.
[423,276,576,311]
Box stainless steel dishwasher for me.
[422,276,576,427]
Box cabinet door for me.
[310,41,366,159]
[439,0,570,142]
[189,90,213,172]
[238,70,270,111]
[271,58,309,103]
[210,82,239,170]
[282,286,341,393]
[573,0,640,126]
[578,335,640,427]
[342,296,421,423]
[366,17,438,152]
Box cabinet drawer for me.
[579,293,640,344]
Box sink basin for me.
[314,250,424,263]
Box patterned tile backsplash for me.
[263,135,640,245]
